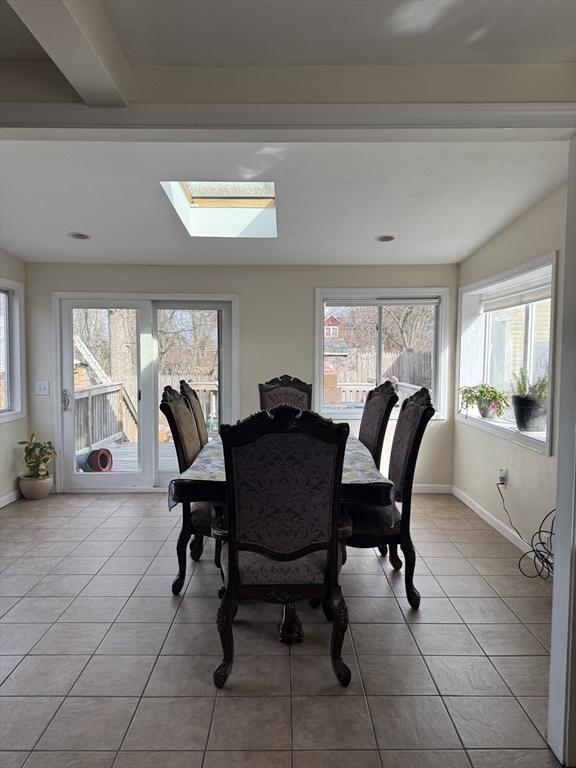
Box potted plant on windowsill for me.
[459,384,509,420]
[511,368,548,432]
[17,433,57,500]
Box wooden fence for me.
[382,351,432,390]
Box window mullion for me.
[376,305,382,387]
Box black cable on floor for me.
[496,481,555,579]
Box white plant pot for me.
[18,474,54,500]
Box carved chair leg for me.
[189,534,204,562]
[401,539,420,609]
[389,543,403,571]
[214,591,237,688]
[214,538,222,569]
[329,586,351,686]
[172,504,192,595]
[309,598,321,609]
[377,545,388,557]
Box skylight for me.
[160,180,277,238]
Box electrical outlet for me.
[498,468,508,486]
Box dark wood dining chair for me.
[359,380,399,467]
[358,380,399,557]
[212,404,351,689]
[180,379,209,446]
[160,386,214,592]
[346,388,435,609]
[258,374,312,410]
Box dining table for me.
[168,434,395,643]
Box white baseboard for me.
[452,485,530,554]
[413,484,453,494]
[0,489,20,508]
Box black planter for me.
[511,395,547,432]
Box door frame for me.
[52,291,239,492]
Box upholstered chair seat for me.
[221,545,343,585]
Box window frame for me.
[456,252,557,456]
[0,278,25,424]
[315,287,450,421]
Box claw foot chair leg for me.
[330,588,351,686]
[172,503,193,595]
[214,592,236,688]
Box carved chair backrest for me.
[160,386,202,473]
[358,381,399,468]
[388,388,435,515]
[179,380,209,447]
[258,375,313,411]
[220,405,348,584]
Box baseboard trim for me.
[413,484,453,494]
[0,489,20,508]
[452,485,530,554]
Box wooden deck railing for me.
[75,382,138,453]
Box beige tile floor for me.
[0,493,558,768]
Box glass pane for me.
[0,292,9,411]
[381,304,435,394]
[157,308,219,473]
[72,308,139,473]
[487,305,526,393]
[530,299,551,380]
[323,305,377,409]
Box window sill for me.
[0,409,26,425]
[455,412,550,455]
[322,408,446,423]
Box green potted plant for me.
[511,368,548,432]
[459,384,509,419]
[17,433,57,500]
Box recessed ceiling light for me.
[375,235,395,242]
[67,232,91,240]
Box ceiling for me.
[0,140,568,266]
[100,0,576,66]
[0,0,47,61]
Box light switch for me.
[34,381,50,396]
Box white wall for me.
[0,249,28,502]
[454,185,567,539]
[25,263,458,489]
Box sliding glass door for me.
[60,297,233,491]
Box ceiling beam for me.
[6,0,129,106]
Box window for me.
[0,279,24,422]
[316,288,448,419]
[160,180,277,238]
[324,324,339,338]
[458,255,555,453]
[0,290,10,411]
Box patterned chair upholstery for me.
[160,386,214,592]
[258,374,312,411]
[180,379,209,447]
[346,388,435,609]
[358,381,399,468]
[212,404,351,689]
